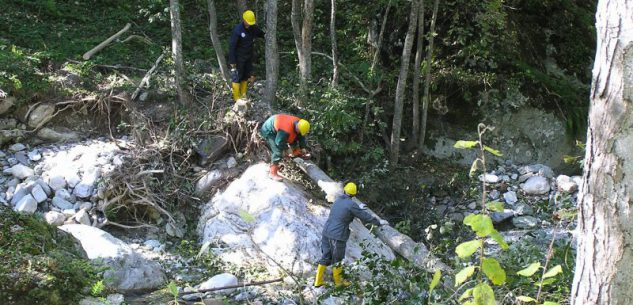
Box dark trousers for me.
[235,59,253,82]
[318,236,347,266]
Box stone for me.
[511,173,518,180]
[195,170,224,195]
[14,151,29,165]
[519,164,555,178]
[503,191,518,204]
[35,179,52,196]
[106,294,125,305]
[479,174,500,183]
[518,173,534,183]
[31,184,48,203]
[198,273,238,293]
[194,135,229,164]
[467,202,477,210]
[491,209,514,223]
[52,196,75,210]
[572,176,583,190]
[28,149,42,161]
[9,164,34,179]
[10,180,36,205]
[37,127,80,143]
[556,175,578,193]
[27,103,56,128]
[0,150,5,158]
[488,189,500,200]
[512,202,534,216]
[55,188,74,202]
[44,211,66,226]
[0,118,17,129]
[198,163,395,276]
[48,175,67,191]
[79,202,93,210]
[66,173,81,187]
[227,157,237,169]
[144,239,161,249]
[521,176,551,195]
[73,183,94,198]
[9,143,26,152]
[512,216,540,229]
[59,224,167,292]
[14,194,37,214]
[74,209,91,226]
[449,212,464,222]
[0,96,15,115]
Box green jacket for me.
[260,115,307,163]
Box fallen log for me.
[293,158,450,272]
[82,23,131,60]
[179,278,283,296]
[131,53,164,101]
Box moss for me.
[0,206,98,305]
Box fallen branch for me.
[67,59,148,72]
[292,158,451,273]
[131,53,165,101]
[179,278,283,296]
[83,23,132,60]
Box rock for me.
[28,149,42,161]
[74,209,92,226]
[491,209,514,223]
[106,294,125,305]
[572,176,583,190]
[521,176,551,195]
[198,273,239,293]
[37,127,79,143]
[503,191,518,204]
[488,189,500,200]
[449,212,465,222]
[166,222,185,238]
[518,173,534,183]
[467,202,477,210]
[52,196,75,210]
[195,170,224,195]
[479,174,500,183]
[48,175,68,191]
[59,224,167,292]
[194,135,229,164]
[44,211,66,226]
[73,183,94,198]
[0,96,15,115]
[66,173,81,188]
[226,157,237,169]
[79,202,93,210]
[14,194,37,213]
[55,188,74,202]
[182,293,204,302]
[9,143,26,152]
[9,164,34,179]
[31,184,48,203]
[0,130,24,146]
[27,103,56,128]
[0,118,17,129]
[556,175,578,193]
[512,216,540,229]
[14,151,29,165]
[198,163,395,276]
[0,150,5,158]
[35,179,52,196]
[511,173,518,180]
[144,239,161,249]
[512,202,534,216]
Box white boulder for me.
[198,273,239,293]
[521,176,551,195]
[9,164,34,179]
[14,194,37,214]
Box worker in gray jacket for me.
[314,182,389,288]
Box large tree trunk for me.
[571,0,633,304]
[264,0,279,106]
[207,0,231,86]
[418,0,439,152]
[330,0,339,87]
[169,0,189,105]
[411,0,425,146]
[389,0,419,164]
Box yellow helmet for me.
[243,10,256,25]
[297,119,310,136]
[344,182,357,196]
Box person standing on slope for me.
[228,10,265,101]
[260,114,311,181]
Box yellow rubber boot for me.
[332,266,351,288]
[239,81,248,98]
[232,82,241,101]
[314,264,326,287]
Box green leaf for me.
[543,302,560,305]
[459,288,474,301]
[469,159,482,177]
[455,266,476,287]
[517,262,542,277]
[543,265,563,278]
[239,209,256,224]
[455,240,481,258]
[483,145,503,157]
[486,201,505,212]
[516,296,536,303]
[454,140,479,149]
[167,281,178,297]
[482,258,506,285]
[463,214,494,237]
[489,230,509,250]
[473,282,495,305]
[429,270,441,294]
[537,278,558,287]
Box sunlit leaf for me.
[455,240,481,258]
[486,201,504,212]
[543,301,560,305]
[482,258,506,285]
[459,288,474,301]
[473,282,495,305]
[454,140,479,149]
[543,265,563,278]
[464,214,494,237]
[429,270,441,294]
[455,266,476,287]
[517,262,541,277]
[537,278,557,287]
[516,295,536,302]
[469,159,482,177]
[483,145,503,157]
[489,230,509,250]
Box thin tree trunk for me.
[570,0,633,304]
[418,0,439,152]
[411,0,425,146]
[237,0,247,15]
[169,0,189,105]
[207,0,231,87]
[291,0,304,84]
[301,0,314,84]
[264,0,279,106]
[330,0,339,87]
[389,0,419,164]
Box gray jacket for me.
[322,194,381,241]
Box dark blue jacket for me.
[228,23,265,64]
[322,195,381,242]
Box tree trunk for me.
[237,0,247,15]
[411,0,425,146]
[389,0,419,164]
[169,0,189,105]
[207,0,231,87]
[571,0,633,304]
[291,0,313,97]
[264,0,279,106]
[418,0,439,152]
[330,0,339,87]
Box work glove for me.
[290,148,311,160]
[379,219,389,227]
[230,68,239,83]
[357,203,367,209]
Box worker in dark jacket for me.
[314,182,389,288]
[259,114,311,181]
[228,10,265,101]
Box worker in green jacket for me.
[259,114,311,181]
[314,182,389,288]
